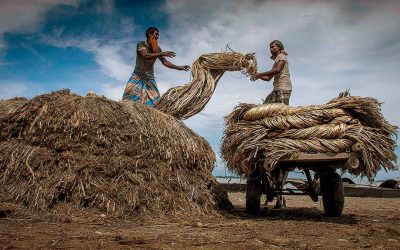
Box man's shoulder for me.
[275,53,287,61]
[137,41,148,49]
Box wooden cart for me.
[246,152,361,217]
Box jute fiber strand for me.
[221,95,397,180]
[0,90,232,218]
[155,52,257,119]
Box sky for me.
[0,0,399,182]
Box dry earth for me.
[1,193,399,249]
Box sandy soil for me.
[1,193,399,249]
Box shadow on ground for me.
[224,205,359,225]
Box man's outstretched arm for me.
[159,57,190,71]
[251,60,285,81]
[139,48,176,60]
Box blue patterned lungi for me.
[122,73,160,106]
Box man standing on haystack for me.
[250,40,293,208]
[251,40,292,105]
[122,27,190,106]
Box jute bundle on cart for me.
[0,90,231,217]
[221,95,397,180]
[155,52,257,119]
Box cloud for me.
[0,83,28,99]
[35,1,139,99]
[5,0,398,126]
[158,0,400,177]
[0,35,5,65]
[0,0,122,66]
[0,0,81,34]
[0,0,83,66]
[100,83,125,100]
[41,34,136,99]
[159,0,400,126]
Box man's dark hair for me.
[270,40,284,50]
[145,27,159,38]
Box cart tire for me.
[246,167,263,215]
[321,170,344,217]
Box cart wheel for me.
[321,170,344,217]
[246,166,263,214]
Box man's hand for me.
[179,65,191,71]
[280,50,288,56]
[163,51,176,58]
[250,73,261,81]
[260,75,272,81]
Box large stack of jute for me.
[0,90,232,217]
[221,95,397,180]
[0,97,28,120]
[155,52,257,119]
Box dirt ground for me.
[1,193,399,249]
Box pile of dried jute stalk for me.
[0,97,28,120]
[0,90,232,218]
[155,52,257,119]
[221,95,397,180]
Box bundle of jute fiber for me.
[155,52,257,119]
[221,95,397,180]
[0,89,232,218]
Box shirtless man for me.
[122,27,190,106]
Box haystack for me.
[155,52,257,119]
[0,97,28,120]
[0,90,232,217]
[221,95,398,180]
